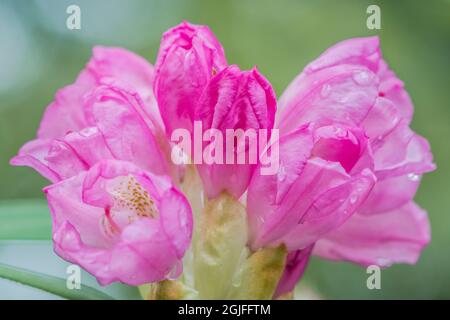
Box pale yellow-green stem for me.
[193,192,248,299]
[228,245,288,300]
[140,280,197,300]
[140,166,288,300]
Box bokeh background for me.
[1,0,449,299]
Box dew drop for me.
[350,194,358,204]
[231,275,242,288]
[407,173,421,182]
[353,70,373,86]
[80,127,97,137]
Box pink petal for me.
[52,221,113,284]
[249,156,375,250]
[312,125,368,173]
[274,245,314,298]
[159,188,193,258]
[154,21,227,135]
[10,139,60,182]
[38,46,156,139]
[88,46,155,100]
[372,120,435,179]
[37,72,94,139]
[45,139,88,180]
[14,46,170,183]
[81,159,171,209]
[250,157,349,249]
[46,160,192,285]
[278,64,379,135]
[278,167,376,251]
[108,218,182,285]
[304,36,381,74]
[84,85,169,176]
[88,46,163,130]
[247,126,314,248]
[313,202,430,266]
[358,174,421,215]
[63,127,114,166]
[11,127,116,182]
[378,60,414,122]
[195,65,277,199]
[361,96,401,141]
[53,219,181,286]
[45,172,109,248]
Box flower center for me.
[101,175,158,239]
[311,126,361,173]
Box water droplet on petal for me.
[350,194,358,204]
[407,173,421,182]
[321,84,331,98]
[80,127,98,137]
[353,70,373,86]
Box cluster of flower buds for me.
[12,22,435,299]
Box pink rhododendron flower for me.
[274,245,314,298]
[154,22,276,199]
[45,160,192,285]
[248,36,435,295]
[11,46,191,286]
[248,125,377,250]
[11,21,435,299]
[154,21,227,136]
[11,47,171,182]
[194,65,277,199]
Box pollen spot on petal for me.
[100,175,159,239]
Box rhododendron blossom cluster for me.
[11,21,435,299]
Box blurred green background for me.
[0,0,449,299]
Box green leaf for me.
[0,262,114,300]
[0,199,51,240]
[0,241,142,299]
